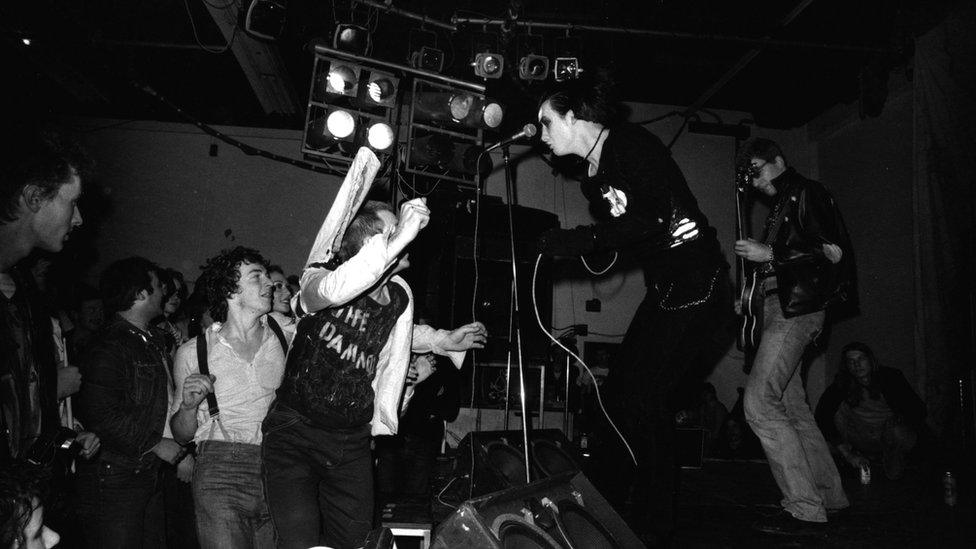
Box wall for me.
[71,120,343,279]
[805,73,917,391]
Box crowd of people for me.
[1,126,487,549]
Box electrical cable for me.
[530,255,638,467]
[183,0,237,54]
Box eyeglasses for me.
[746,161,767,179]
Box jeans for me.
[261,404,373,549]
[744,295,848,522]
[192,441,274,549]
[73,453,164,549]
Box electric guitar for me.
[735,168,763,353]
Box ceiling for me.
[0,0,957,135]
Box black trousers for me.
[261,404,373,549]
[588,271,730,537]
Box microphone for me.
[484,123,538,152]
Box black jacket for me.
[76,317,171,464]
[815,366,926,443]
[765,168,857,317]
[539,122,726,288]
[0,265,60,460]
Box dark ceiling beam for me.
[684,0,817,116]
[352,0,457,31]
[202,1,300,116]
[453,15,894,54]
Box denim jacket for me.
[77,317,171,464]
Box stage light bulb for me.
[482,102,504,128]
[326,66,357,94]
[367,78,395,103]
[483,56,501,75]
[325,110,355,139]
[366,123,394,151]
[449,94,474,121]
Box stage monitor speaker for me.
[432,471,646,549]
[453,429,582,500]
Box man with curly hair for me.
[261,199,487,549]
[170,246,289,549]
[1,463,60,549]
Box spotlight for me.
[325,110,356,139]
[365,71,399,107]
[449,93,475,121]
[333,24,370,55]
[518,55,549,81]
[473,52,505,79]
[325,64,360,97]
[366,123,395,151]
[414,92,504,130]
[553,57,583,82]
[481,102,503,129]
[410,46,445,73]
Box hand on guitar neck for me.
[734,238,774,263]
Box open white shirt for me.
[170,317,292,445]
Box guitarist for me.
[734,137,857,536]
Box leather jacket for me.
[766,168,857,317]
[76,317,171,464]
[0,265,60,460]
[538,122,726,286]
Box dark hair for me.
[100,257,161,314]
[158,268,187,304]
[201,246,269,322]
[735,137,787,169]
[538,70,622,126]
[0,124,94,225]
[337,201,395,262]
[834,341,881,407]
[267,264,285,277]
[0,462,49,548]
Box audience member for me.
[155,268,189,355]
[375,352,460,498]
[74,257,183,549]
[261,199,486,549]
[1,125,98,466]
[66,285,103,363]
[170,247,289,549]
[0,463,60,549]
[266,264,294,328]
[815,342,926,480]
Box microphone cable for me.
[530,254,638,467]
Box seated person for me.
[815,342,925,480]
[0,463,60,549]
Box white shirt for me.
[171,316,290,445]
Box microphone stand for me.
[500,144,532,484]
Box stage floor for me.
[420,453,975,548]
